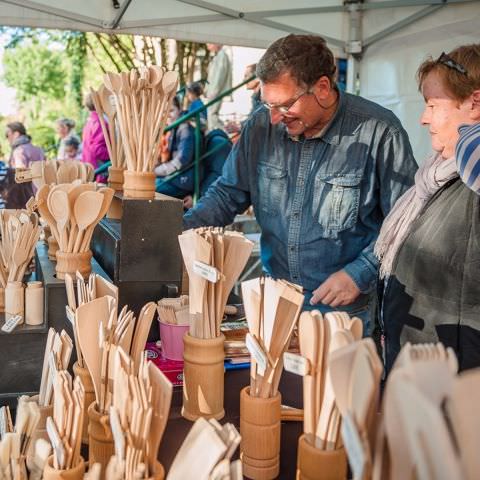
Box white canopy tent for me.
[0,0,479,160]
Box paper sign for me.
[193,260,220,283]
[341,411,366,480]
[1,315,23,333]
[246,333,267,375]
[283,352,310,376]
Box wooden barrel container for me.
[55,251,92,280]
[73,362,95,445]
[123,171,156,199]
[296,434,347,480]
[182,333,225,421]
[5,281,24,322]
[87,402,114,477]
[107,166,125,191]
[240,386,281,480]
[43,455,85,480]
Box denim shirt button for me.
[289,246,295,252]
[293,212,299,218]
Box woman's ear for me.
[470,90,480,120]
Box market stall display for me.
[35,184,114,279]
[240,276,304,480]
[178,228,253,421]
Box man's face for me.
[261,72,325,137]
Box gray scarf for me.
[375,153,458,278]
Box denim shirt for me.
[184,91,417,306]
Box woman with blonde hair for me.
[376,44,480,371]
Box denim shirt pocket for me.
[257,162,288,215]
[313,173,362,238]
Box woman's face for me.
[56,123,69,138]
[420,70,473,159]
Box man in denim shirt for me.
[184,35,417,332]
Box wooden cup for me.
[26,394,53,471]
[5,281,24,323]
[87,402,114,477]
[47,235,59,261]
[73,362,95,445]
[182,333,225,421]
[296,434,348,480]
[43,455,85,480]
[107,166,125,191]
[240,386,281,480]
[123,171,156,199]
[25,281,44,326]
[55,251,92,280]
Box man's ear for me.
[313,76,332,100]
[470,90,480,120]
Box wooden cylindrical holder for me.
[26,395,53,471]
[25,281,44,326]
[88,402,114,476]
[296,434,348,480]
[73,362,95,445]
[47,235,59,261]
[123,171,156,199]
[55,251,92,280]
[148,460,165,480]
[240,387,281,480]
[0,286,5,313]
[43,455,85,480]
[182,333,225,421]
[5,281,24,323]
[107,166,125,191]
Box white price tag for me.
[65,306,75,326]
[246,333,267,375]
[341,411,366,480]
[193,261,220,283]
[1,315,23,333]
[283,352,310,376]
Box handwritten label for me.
[283,352,310,376]
[1,315,23,333]
[341,411,366,480]
[193,261,220,283]
[245,333,267,375]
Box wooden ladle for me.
[72,191,104,253]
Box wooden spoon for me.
[72,191,103,253]
[47,189,70,251]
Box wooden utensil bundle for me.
[90,85,125,171]
[296,311,366,451]
[75,296,158,413]
[0,209,41,286]
[29,159,94,190]
[179,228,254,340]
[167,417,242,480]
[241,276,304,399]
[373,342,462,480]
[107,352,173,480]
[38,328,73,407]
[0,397,41,480]
[35,183,114,254]
[101,66,179,173]
[46,371,85,470]
[157,295,189,325]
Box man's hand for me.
[310,270,361,307]
[183,195,193,210]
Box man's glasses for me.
[436,52,467,75]
[263,89,311,115]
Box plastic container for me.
[159,320,189,361]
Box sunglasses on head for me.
[436,52,467,75]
